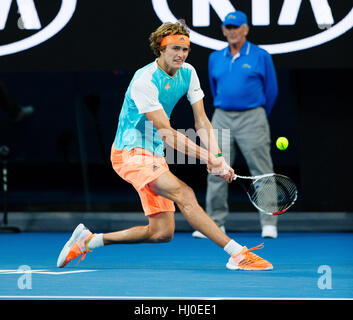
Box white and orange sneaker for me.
[57,224,95,268]
[226,243,273,271]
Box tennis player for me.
[57,20,273,271]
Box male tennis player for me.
[57,20,273,271]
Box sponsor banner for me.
[0,0,352,70]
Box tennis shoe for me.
[57,223,95,268]
[226,243,273,271]
[262,225,278,239]
[192,225,225,239]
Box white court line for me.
[0,269,97,275]
[0,296,352,300]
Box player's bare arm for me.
[144,108,222,171]
[191,99,235,183]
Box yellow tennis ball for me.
[276,137,289,150]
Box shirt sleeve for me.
[186,65,205,105]
[262,51,278,115]
[130,77,163,114]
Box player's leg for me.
[57,211,175,268]
[149,170,231,248]
[103,211,175,244]
[57,147,177,267]
[149,170,273,270]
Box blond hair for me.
[149,19,190,57]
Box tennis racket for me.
[233,173,298,215]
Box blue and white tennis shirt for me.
[114,60,204,156]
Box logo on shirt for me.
[0,0,77,57]
[242,64,251,69]
[164,82,171,89]
[151,0,353,54]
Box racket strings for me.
[248,176,297,213]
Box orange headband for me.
[161,34,190,47]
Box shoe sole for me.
[262,235,278,239]
[261,232,278,239]
[57,223,85,267]
[226,262,273,271]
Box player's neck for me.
[229,38,246,56]
[157,58,178,77]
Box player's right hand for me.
[207,156,235,183]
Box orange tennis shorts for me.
[111,146,175,216]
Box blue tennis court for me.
[0,231,352,300]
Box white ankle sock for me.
[87,233,104,250]
[224,239,243,256]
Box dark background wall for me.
[1,0,352,70]
[0,1,352,212]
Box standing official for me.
[193,11,279,239]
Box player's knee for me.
[175,184,196,206]
[151,230,174,243]
[159,232,174,243]
[176,186,197,212]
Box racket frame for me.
[233,173,298,215]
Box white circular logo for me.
[151,0,353,54]
[0,0,77,56]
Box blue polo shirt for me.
[208,41,278,115]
